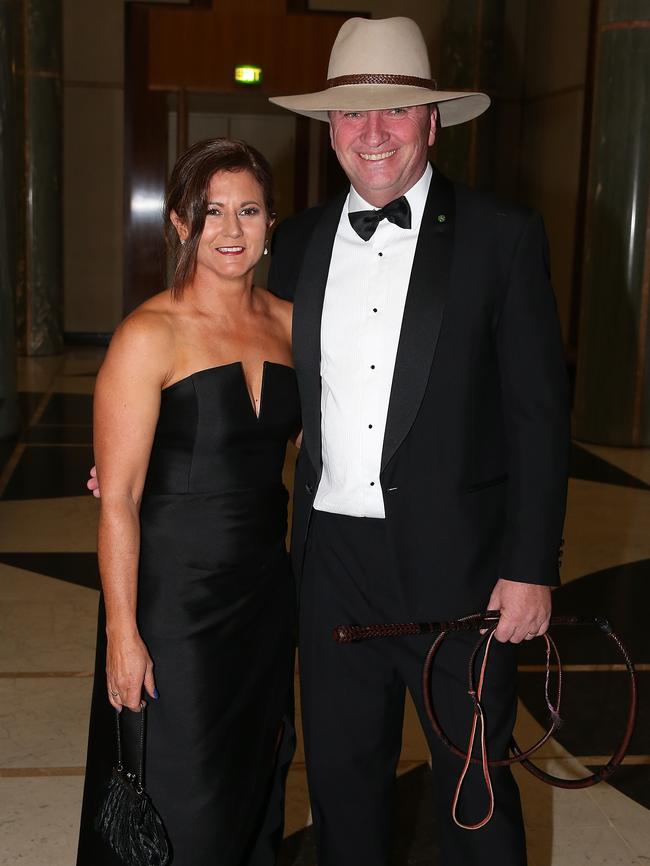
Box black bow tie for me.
[348,196,412,241]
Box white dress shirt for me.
[314,163,433,518]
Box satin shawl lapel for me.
[292,192,347,474]
[381,171,455,472]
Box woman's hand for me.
[87,465,100,498]
[106,630,157,712]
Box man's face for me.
[329,105,437,207]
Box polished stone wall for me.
[518,0,592,347]
[15,0,63,356]
[435,0,514,192]
[574,0,650,445]
[0,0,19,436]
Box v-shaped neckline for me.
[240,360,265,421]
[162,360,295,422]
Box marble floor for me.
[0,348,648,865]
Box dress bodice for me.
[143,362,300,496]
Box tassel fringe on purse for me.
[95,702,171,866]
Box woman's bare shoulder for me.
[256,287,293,333]
[112,292,175,351]
[101,292,176,385]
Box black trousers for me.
[299,510,527,866]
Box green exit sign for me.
[235,65,263,85]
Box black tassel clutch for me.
[95,703,171,866]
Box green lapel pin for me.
[436,214,447,223]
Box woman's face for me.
[193,169,271,283]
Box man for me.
[267,16,569,866]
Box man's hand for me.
[486,578,551,643]
[87,465,100,498]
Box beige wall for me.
[63,0,124,333]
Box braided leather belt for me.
[333,612,638,829]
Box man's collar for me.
[348,163,433,223]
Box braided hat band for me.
[327,73,438,90]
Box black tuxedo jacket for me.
[269,167,570,620]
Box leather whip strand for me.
[333,612,638,828]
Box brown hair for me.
[164,137,275,298]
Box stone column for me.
[15,0,63,356]
[0,0,19,437]
[574,0,650,446]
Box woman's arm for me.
[93,311,173,711]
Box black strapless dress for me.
[77,362,300,866]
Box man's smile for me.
[359,149,397,161]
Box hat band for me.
[327,73,438,89]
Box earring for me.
[180,240,186,246]
[263,239,269,256]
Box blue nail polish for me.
[153,688,159,699]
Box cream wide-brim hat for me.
[269,17,490,127]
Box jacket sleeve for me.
[496,211,570,586]
[267,219,296,301]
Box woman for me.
[77,138,300,866]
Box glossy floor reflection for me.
[0,349,648,865]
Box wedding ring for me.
[110,690,119,697]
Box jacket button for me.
[305,483,313,495]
